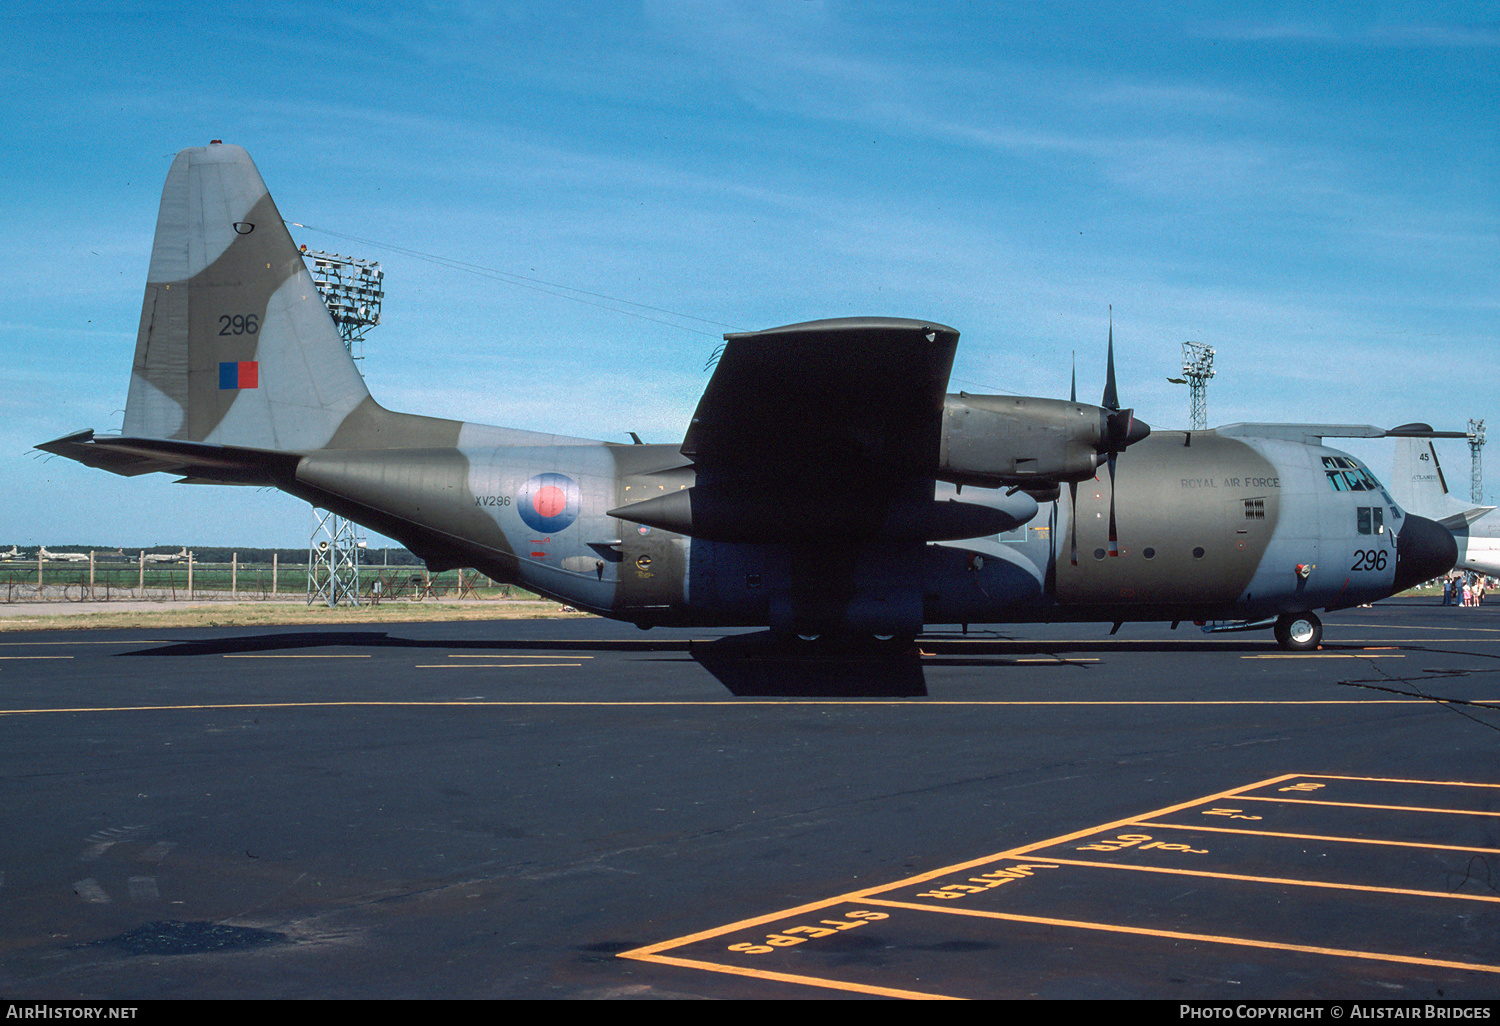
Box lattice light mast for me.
[1180,341,1215,431]
[298,247,385,606]
[300,246,383,356]
[1470,419,1486,505]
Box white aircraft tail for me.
[123,142,370,450]
[1389,438,1494,527]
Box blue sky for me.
[4,2,1496,547]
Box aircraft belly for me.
[925,540,1044,623]
[763,543,925,637]
[683,541,770,623]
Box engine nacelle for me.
[938,393,1148,489]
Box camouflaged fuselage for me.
[36,142,1458,642]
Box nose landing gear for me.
[1274,611,1322,651]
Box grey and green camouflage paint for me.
[38,143,1457,645]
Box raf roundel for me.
[516,473,581,533]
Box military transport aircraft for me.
[37,143,1457,654]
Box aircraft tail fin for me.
[1388,438,1490,522]
[123,142,370,450]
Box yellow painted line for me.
[223,653,371,659]
[1293,773,1500,788]
[620,776,1302,964]
[623,772,1500,996]
[1241,653,1405,659]
[446,654,592,659]
[616,953,958,1000]
[857,897,1500,976]
[1035,855,1500,903]
[1137,820,1500,855]
[1235,794,1500,816]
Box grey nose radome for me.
[1394,514,1458,593]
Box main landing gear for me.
[1273,611,1322,651]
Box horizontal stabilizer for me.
[1438,507,1497,531]
[36,430,299,486]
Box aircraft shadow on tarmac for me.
[118,631,694,658]
[687,632,930,697]
[118,629,930,697]
[117,627,1376,698]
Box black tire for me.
[1274,611,1322,651]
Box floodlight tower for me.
[299,247,385,606]
[1181,341,1215,431]
[1469,419,1486,504]
[300,246,383,357]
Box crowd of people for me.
[1442,571,1491,606]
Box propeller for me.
[1098,310,1150,556]
[1069,359,1080,566]
[1064,317,1150,567]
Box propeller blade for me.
[1107,454,1120,556]
[1102,310,1119,412]
[1068,479,1079,566]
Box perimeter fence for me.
[2,560,533,604]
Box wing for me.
[683,317,958,484]
[609,317,1021,542]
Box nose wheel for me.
[1274,611,1322,651]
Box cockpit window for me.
[1323,456,1392,501]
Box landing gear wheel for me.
[1274,611,1322,651]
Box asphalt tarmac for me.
[1,600,1497,1000]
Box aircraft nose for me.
[1393,514,1458,593]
